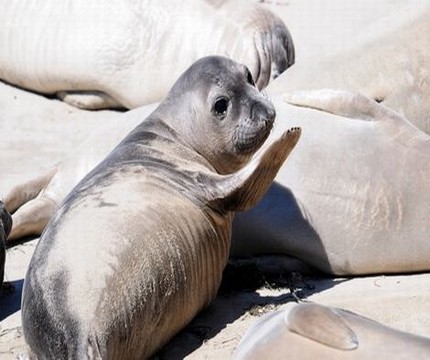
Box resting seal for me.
[0,201,12,292]
[234,302,430,359]
[21,56,301,358]
[268,9,430,133]
[232,89,430,275]
[0,0,294,109]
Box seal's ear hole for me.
[246,68,255,86]
[213,97,229,119]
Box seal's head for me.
[160,56,276,174]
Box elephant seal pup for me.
[0,0,294,109]
[21,56,301,359]
[234,302,430,359]
[0,201,12,292]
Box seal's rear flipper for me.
[8,197,56,241]
[205,127,301,212]
[4,167,57,213]
[57,91,124,110]
[286,303,358,350]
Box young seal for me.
[0,0,294,109]
[21,56,301,359]
[234,302,430,359]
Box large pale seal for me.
[234,302,430,359]
[232,89,430,275]
[0,0,294,109]
[267,7,430,133]
[21,56,301,359]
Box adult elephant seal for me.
[0,201,12,292]
[268,9,430,133]
[232,89,430,275]
[234,302,430,359]
[0,0,294,110]
[21,56,301,359]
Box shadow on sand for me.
[0,278,23,321]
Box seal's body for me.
[232,90,430,275]
[21,56,301,358]
[0,0,294,109]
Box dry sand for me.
[1,1,430,358]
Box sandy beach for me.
[1,1,430,358]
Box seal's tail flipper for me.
[205,127,301,212]
[7,197,56,242]
[283,89,396,122]
[4,167,57,242]
[4,167,57,214]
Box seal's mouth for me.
[234,117,274,154]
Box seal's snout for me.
[251,101,276,128]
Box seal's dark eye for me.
[213,97,229,118]
[246,69,255,86]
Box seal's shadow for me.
[156,183,343,359]
[0,278,23,321]
[156,270,346,359]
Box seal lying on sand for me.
[7,89,430,275]
[234,302,430,359]
[232,89,430,275]
[0,201,12,292]
[21,56,301,359]
[0,0,294,109]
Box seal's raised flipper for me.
[4,167,57,214]
[283,89,399,122]
[56,91,123,110]
[285,303,358,350]
[205,127,301,211]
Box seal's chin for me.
[234,119,273,155]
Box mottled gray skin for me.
[0,0,294,109]
[21,56,301,359]
[235,302,430,360]
[0,201,12,292]
[232,90,430,275]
